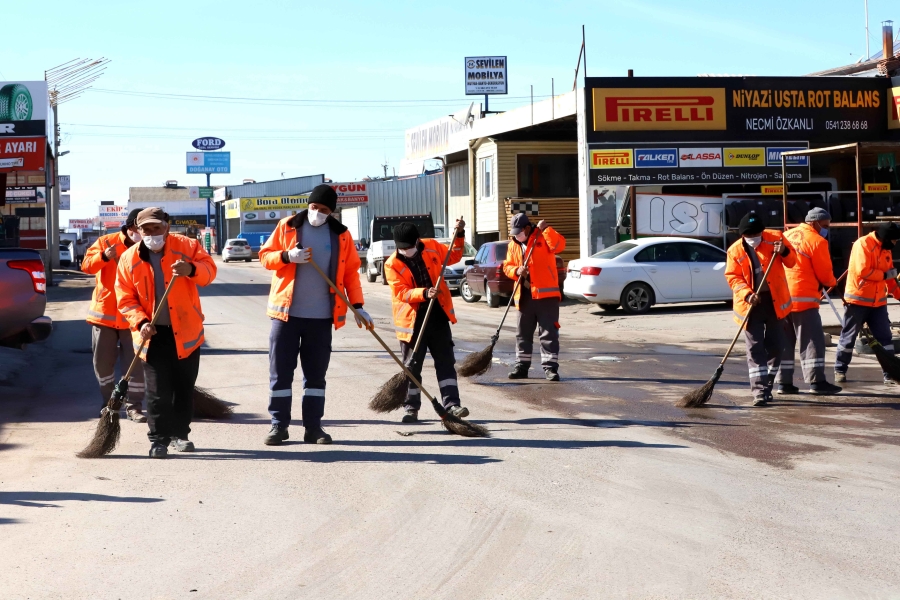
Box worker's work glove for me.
[288,247,311,264]
[885,268,898,280]
[516,266,528,277]
[536,219,548,230]
[354,307,374,330]
[425,287,438,299]
[455,218,466,236]
[139,322,157,341]
[773,240,784,255]
[746,293,761,307]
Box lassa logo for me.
[593,88,727,131]
[678,148,723,168]
[590,149,633,169]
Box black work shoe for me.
[884,375,897,387]
[809,381,842,395]
[264,425,289,446]
[304,428,333,444]
[508,363,529,379]
[401,409,418,423]
[149,442,168,459]
[170,438,195,452]
[127,408,147,423]
[447,405,470,418]
[834,371,847,383]
[752,396,769,407]
[544,368,560,382]
[776,384,800,395]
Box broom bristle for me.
[676,367,722,408]
[870,342,900,382]
[457,344,494,377]
[441,413,490,438]
[192,387,233,420]
[76,413,121,458]
[368,372,408,413]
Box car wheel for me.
[598,303,619,312]
[223,258,229,263]
[620,283,652,315]
[485,281,501,308]
[245,258,252,262]
[460,279,481,303]
[366,271,377,283]
[380,262,388,285]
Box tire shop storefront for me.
[223,194,310,251]
[579,75,900,283]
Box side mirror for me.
[464,259,475,266]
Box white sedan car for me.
[222,239,253,262]
[564,237,731,314]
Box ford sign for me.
[192,137,225,151]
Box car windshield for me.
[230,240,248,246]
[59,245,69,252]
[590,243,636,259]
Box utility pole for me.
[866,0,870,59]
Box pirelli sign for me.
[593,88,727,132]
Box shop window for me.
[482,158,492,199]
[517,154,578,198]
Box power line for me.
[62,122,404,133]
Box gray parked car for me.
[0,248,52,348]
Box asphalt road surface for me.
[1,258,898,599]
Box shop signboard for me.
[58,175,70,191]
[6,172,46,186]
[586,77,892,144]
[239,194,309,212]
[68,218,96,230]
[635,193,724,239]
[0,137,47,172]
[224,199,240,219]
[465,56,507,95]
[5,186,43,203]
[404,105,482,160]
[170,215,209,227]
[188,186,214,199]
[0,81,49,137]
[329,182,368,205]
[588,141,809,186]
[60,194,70,210]
[191,137,225,151]
[99,205,127,226]
[186,151,230,174]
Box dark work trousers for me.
[515,287,560,369]
[143,326,200,445]
[835,303,894,377]
[775,309,827,385]
[743,292,784,399]
[400,306,460,411]
[268,317,333,430]
[92,324,144,411]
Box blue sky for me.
[3,0,896,221]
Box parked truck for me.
[365,214,440,285]
[0,248,52,349]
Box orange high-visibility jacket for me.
[725,229,796,323]
[82,232,133,329]
[259,211,363,328]
[115,233,217,360]
[502,226,566,307]
[385,237,464,342]
[844,232,900,307]
[783,223,837,312]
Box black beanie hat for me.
[121,208,142,234]
[393,222,420,249]
[738,212,765,236]
[308,184,337,212]
[876,221,900,243]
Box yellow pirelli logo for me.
[865,183,891,193]
[761,185,784,195]
[590,149,633,169]
[593,87,727,131]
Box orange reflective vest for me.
[115,233,217,360]
[725,229,796,323]
[783,223,836,312]
[259,211,363,328]
[385,238,464,342]
[844,232,900,307]
[82,232,133,329]
[502,226,566,307]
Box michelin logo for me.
[635,148,678,168]
[767,147,809,167]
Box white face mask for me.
[129,230,142,244]
[308,208,328,227]
[515,232,528,243]
[399,247,418,258]
[745,235,762,249]
[143,234,166,252]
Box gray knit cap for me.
[805,207,831,223]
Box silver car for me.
[223,239,253,263]
[434,238,477,293]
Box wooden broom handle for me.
[305,260,440,405]
[122,275,180,382]
[494,235,540,340]
[825,270,848,295]
[720,246,780,366]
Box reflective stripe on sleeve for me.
[395,325,414,334]
[791,297,821,304]
[844,293,875,303]
[88,310,116,321]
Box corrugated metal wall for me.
[447,162,472,242]
[341,173,445,242]
[226,174,325,199]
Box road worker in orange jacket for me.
[82,208,148,422]
[385,220,467,423]
[115,207,217,458]
[503,213,566,381]
[775,207,841,396]
[834,222,900,385]
[725,213,795,406]
[258,184,372,446]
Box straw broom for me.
[369,219,464,413]
[306,260,488,437]
[676,250,778,408]
[457,237,538,377]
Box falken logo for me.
[635,148,677,168]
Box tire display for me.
[0,84,33,121]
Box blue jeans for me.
[268,317,333,429]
